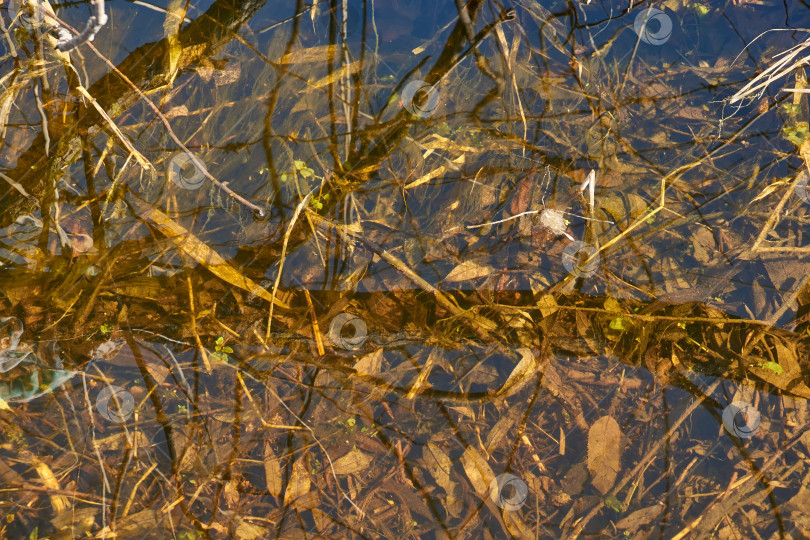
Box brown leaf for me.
[32,458,69,512]
[444,259,496,282]
[510,176,532,216]
[331,449,373,475]
[264,444,282,497]
[213,62,241,86]
[224,480,239,508]
[497,348,538,399]
[537,294,559,318]
[278,45,339,64]
[164,104,190,119]
[424,444,454,487]
[283,456,310,507]
[503,509,533,537]
[460,447,495,497]
[423,444,463,518]
[101,509,162,536]
[749,339,810,398]
[485,408,521,454]
[406,350,438,399]
[587,416,622,495]
[353,348,384,377]
[234,518,268,539]
[616,504,664,531]
[50,507,97,533]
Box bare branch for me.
[54,0,107,52]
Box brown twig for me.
[76,40,266,216]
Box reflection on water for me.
[2,0,810,536]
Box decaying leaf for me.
[405,349,438,399]
[587,416,622,495]
[311,60,362,88]
[32,458,69,512]
[616,504,664,531]
[537,294,559,318]
[50,507,97,535]
[283,456,311,507]
[485,407,521,453]
[461,447,495,497]
[503,509,533,537]
[444,259,497,282]
[233,517,268,539]
[353,348,384,377]
[749,339,810,398]
[99,509,163,537]
[264,444,282,497]
[278,45,339,64]
[498,348,538,399]
[331,448,373,475]
[423,444,463,517]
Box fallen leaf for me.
[749,339,810,398]
[32,458,69,512]
[278,45,338,64]
[283,456,310,507]
[264,444,282,497]
[461,447,495,497]
[444,259,496,283]
[616,504,664,531]
[234,518,267,539]
[497,348,538,399]
[423,444,463,518]
[353,349,383,377]
[331,449,373,475]
[587,416,622,495]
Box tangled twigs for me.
[52,0,107,52]
[81,40,267,217]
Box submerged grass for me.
[1,0,810,537]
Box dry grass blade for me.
[76,86,151,170]
[729,37,810,104]
[129,198,289,309]
[266,191,312,341]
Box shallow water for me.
[1,0,810,537]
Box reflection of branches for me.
[2,0,267,226]
[53,0,108,52]
[346,2,517,180]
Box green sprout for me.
[310,192,330,210]
[783,122,810,146]
[604,494,623,512]
[280,159,315,182]
[756,361,783,375]
[211,336,233,363]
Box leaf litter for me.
[2,0,810,538]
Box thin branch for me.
[54,0,108,52]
